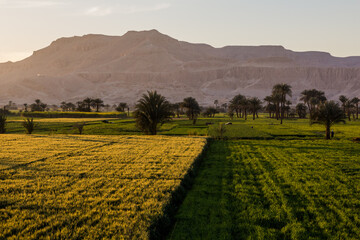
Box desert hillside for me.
[1,29,360,105]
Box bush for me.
[208,123,226,139]
[73,122,85,135]
[0,114,6,134]
[22,118,37,134]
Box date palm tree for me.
[229,94,245,118]
[182,97,201,123]
[339,95,348,117]
[93,98,104,112]
[312,101,345,139]
[296,103,307,118]
[82,98,94,112]
[134,91,172,135]
[248,97,262,120]
[273,83,292,124]
[351,97,359,119]
[300,89,326,119]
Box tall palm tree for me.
[229,94,245,118]
[248,97,262,120]
[264,95,274,118]
[296,103,307,118]
[83,98,94,112]
[214,99,219,108]
[300,89,326,119]
[339,95,348,117]
[116,102,129,112]
[93,98,105,112]
[240,97,249,120]
[134,91,172,135]
[182,97,201,123]
[351,97,359,119]
[312,101,345,139]
[344,100,354,121]
[273,83,292,124]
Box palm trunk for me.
[280,102,284,124]
[325,124,331,140]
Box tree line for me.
[19,98,130,113]
[1,83,358,139]
[133,84,358,139]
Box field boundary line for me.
[148,138,211,240]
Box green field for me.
[169,139,360,239]
[1,114,360,239]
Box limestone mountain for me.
[1,29,359,105]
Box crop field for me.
[0,135,206,239]
[169,139,360,239]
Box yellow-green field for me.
[9,118,119,123]
[0,135,206,239]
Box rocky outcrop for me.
[0,30,359,105]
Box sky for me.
[0,0,360,62]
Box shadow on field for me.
[165,140,329,240]
[148,139,210,240]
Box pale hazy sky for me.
[1,0,359,62]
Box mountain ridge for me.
[1,29,360,105]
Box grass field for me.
[169,139,360,239]
[1,113,360,239]
[5,114,360,140]
[0,135,206,239]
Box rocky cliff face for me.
[0,29,359,105]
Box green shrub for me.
[22,118,37,134]
[73,122,85,135]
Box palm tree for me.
[214,99,219,108]
[229,94,245,118]
[116,102,129,112]
[93,98,104,112]
[240,97,249,120]
[296,103,307,118]
[248,97,262,120]
[83,98,94,112]
[344,100,354,121]
[60,101,67,111]
[182,97,201,123]
[170,103,182,118]
[221,103,228,112]
[339,95,348,117]
[23,103,28,112]
[300,89,326,119]
[273,84,292,124]
[312,101,345,139]
[264,95,274,118]
[351,97,359,119]
[134,91,172,135]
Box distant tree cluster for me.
[228,95,262,121]
[20,98,130,113]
